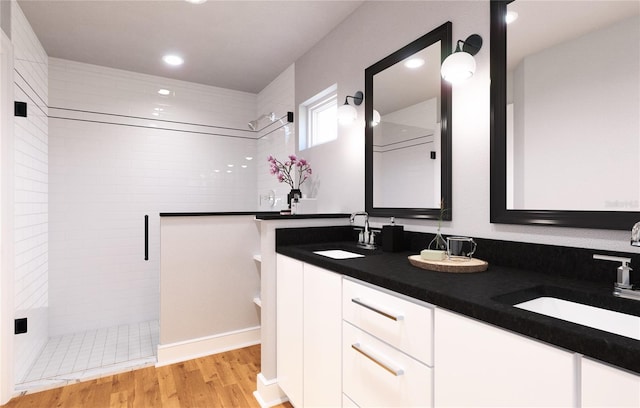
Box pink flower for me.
[267,155,312,188]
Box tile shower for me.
[16,321,158,393]
[11,2,293,392]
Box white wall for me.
[374,98,439,208]
[256,64,297,210]
[48,59,259,337]
[512,16,639,211]
[11,3,48,384]
[294,0,637,254]
[159,215,260,363]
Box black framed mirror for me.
[490,1,640,230]
[365,21,452,220]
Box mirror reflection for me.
[365,22,452,219]
[373,44,441,209]
[506,1,639,211]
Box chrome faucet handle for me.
[593,254,631,265]
[593,254,633,289]
[632,221,640,247]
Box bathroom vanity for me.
[274,226,640,407]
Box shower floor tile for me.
[16,320,159,395]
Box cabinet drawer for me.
[343,278,433,365]
[343,322,432,408]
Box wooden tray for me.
[408,255,488,273]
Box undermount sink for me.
[515,297,640,341]
[313,249,365,260]
[493,285,640,341]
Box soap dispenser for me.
[381,217,404,252]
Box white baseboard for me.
[253,372,288,408]
[156,326,261,367]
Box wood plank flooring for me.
[3,345,292,408]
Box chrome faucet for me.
[350,211,376,249]
[593,254,639,301]
[632,221,640,246]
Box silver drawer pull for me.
[351,343,404,376]
[351,298,404,321]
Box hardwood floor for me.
[3,345,292,408]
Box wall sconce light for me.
[338,91,363,125]
[371,109,381,127]
[440,34,483,84]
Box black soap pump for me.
[382,217,404,252]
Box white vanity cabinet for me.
[434,308,576,407]
[276,255,342,408]
[581,357,640,407]
[276,254,639,408]
[342,278,434,407]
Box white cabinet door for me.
[434,308,575,407]
[277,256,342,407]
[582,357,640,407]
[303,263,342,408]
[276,255,303,407]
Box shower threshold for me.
[15,320,159,396]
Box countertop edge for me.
[159,211,350,219]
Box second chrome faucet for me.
[350,211,376,249]
[593,221,640,301]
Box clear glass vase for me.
[428,231,447,251]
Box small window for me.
[299,84,337,150]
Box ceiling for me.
[17,0,365,94]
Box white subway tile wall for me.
[12,4,49,384]
[256,64,297,209]
[48,58,265,337]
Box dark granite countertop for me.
[277,241,640,374]
[159,211,350,219]
[159,211,279,217]
[256,213,350,220]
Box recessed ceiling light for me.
[227,164,234,168]
[241,165,248,168]
[162,54,184,66]
[185,0,207,4]
[158,89,171,95]
[506,11,518,24]
[245,156,253,161]
[404,58,425,69]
